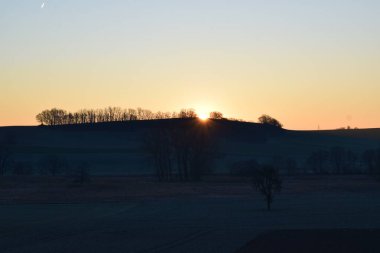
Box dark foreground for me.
[0,176,380,253]
[236,229,380,253]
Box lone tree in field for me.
[258,114,283,128]
[251,165,282,211]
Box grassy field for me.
[236,229,380,253]
[1,175,380,253]
[0,175,378,203]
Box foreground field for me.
[1,176,380,252]
[236,229,380,253]
[0,175,379,203]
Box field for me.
[1,175,380,252]
[236,229,380,253]
[1,120,380,175]
[1,121,380,252]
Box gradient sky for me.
[1,0,380,129]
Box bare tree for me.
[179,109,197,119]
[251,165,282,211]
[209,111,223,120]
[73,112,80,124]
[78,109,88,124]
[329,146,346,174]
[363,148,380,178]
[144,122,216,182]
[67,113,75,124]
[86,109,96,123]
[144,128,173,181]
[128,108,138,120]
[170,127,190,181]
[36,109,67,126]
[361,149,377,174]
[307,150,330,174]
[258,114,283,128]
[346,150,358,174]
[36,107,222,125]
[188,125,216,181]
[36,110,49,125]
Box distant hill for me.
[0,119,379,175]
[314,128,380,141]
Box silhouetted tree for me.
[170,127,191,181]
[329,146,346,174]
[345,149,358,174]
[36,110,48,125]
[209,111,223,120]
[361,149,380,175]
[188,124,216,181]
[363,148,380,178]
[144,121,216,182]
[36,108,68,126]
[307,150,330,174]
[36,107,212,126]
[251,165,282,211]
[179,109,197,119]
[170,123,215,181]
[258,114,283,128]
[144,128,173,181]
[328,147,360,174]
[126,108,136,120]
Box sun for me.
[198,112,209,121]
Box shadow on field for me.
[236,229,380,253]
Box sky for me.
[1,0,380,129]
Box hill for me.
[0,119,379,175]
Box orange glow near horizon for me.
[198,113,209,121]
